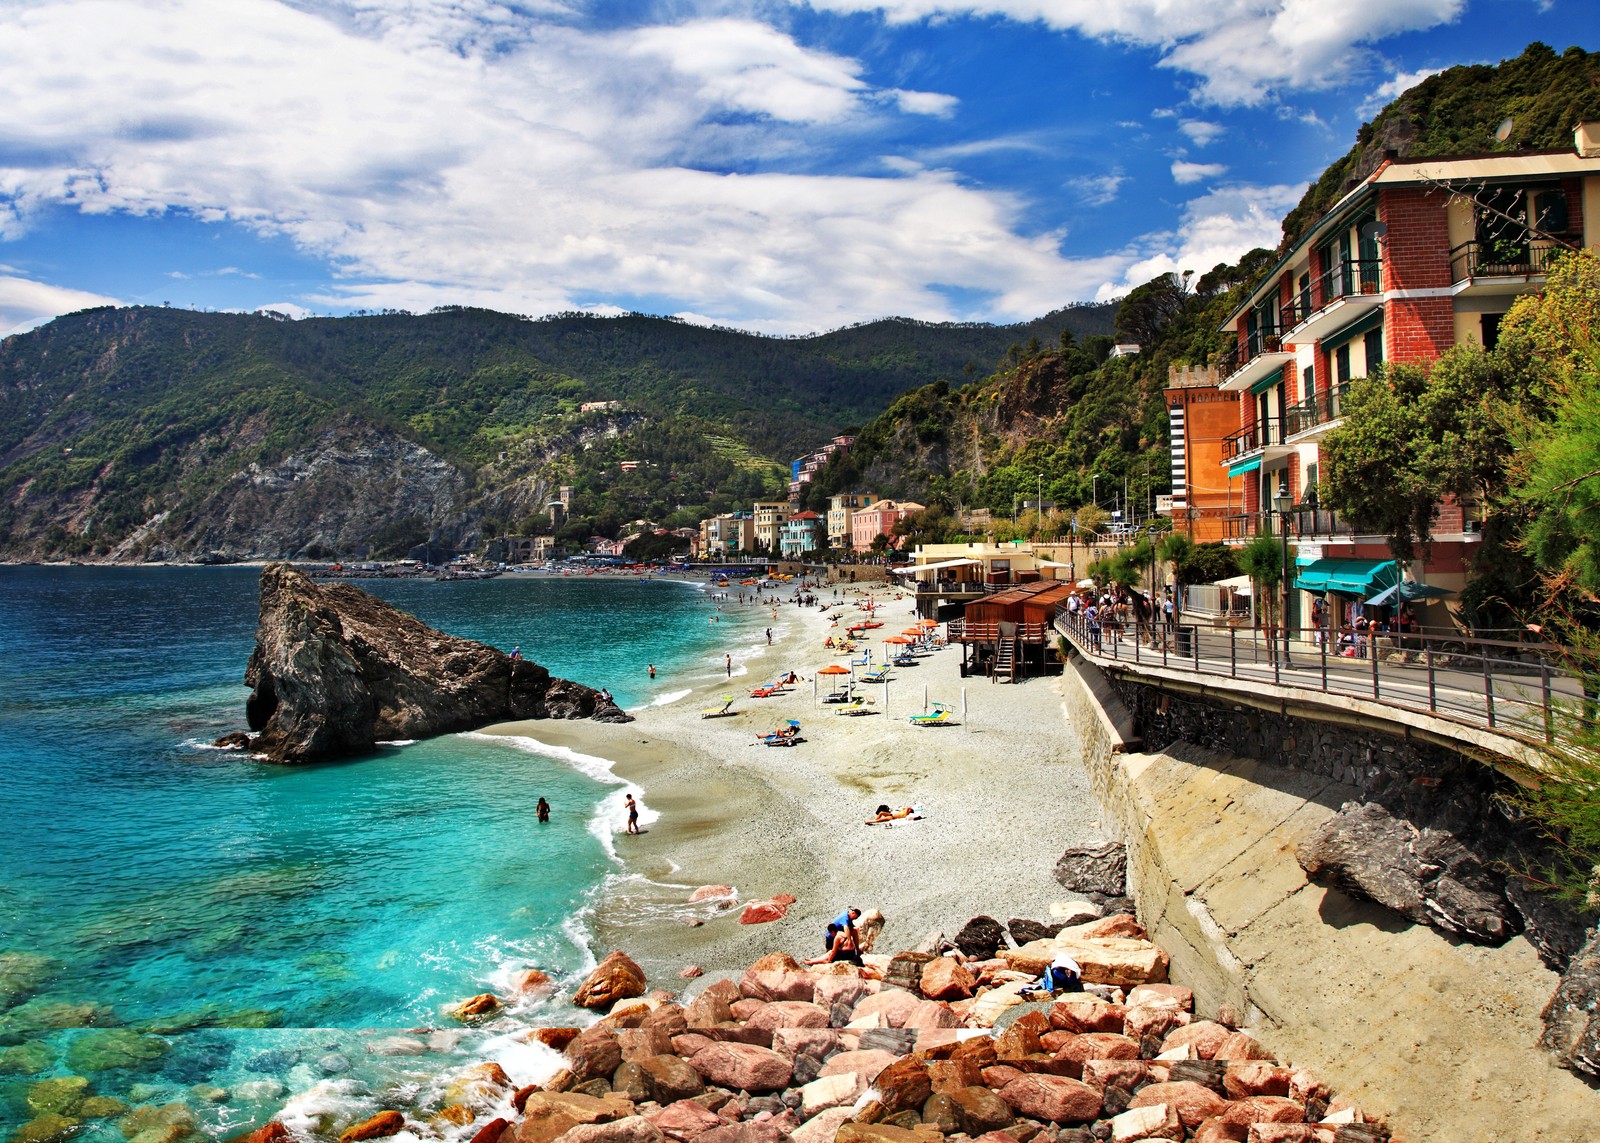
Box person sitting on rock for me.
[1036,952,1082,995]
[806,921,864,967]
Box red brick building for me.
[1208,123,1600,622]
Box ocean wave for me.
[181,737,240,751]
[645,687,691,708]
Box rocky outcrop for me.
[227,563,630,762]
[341,931,1389,1143]
[1295,802,1517,944]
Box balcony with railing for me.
[1279,259,1383,342]
[1222,508,1355,541]
[1216,330,1295,393]
[1285,382,1350,440]
[1449,235,1581,293]
[1222,417,1288,465]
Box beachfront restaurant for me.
[895,542,1072,619]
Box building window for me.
[1482,313,1503,350]
[1363,327,1383,373]
[1335,344,1350,385]
[1533,189,1569,236]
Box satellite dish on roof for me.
[1494,117,1514,143]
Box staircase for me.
[992,637,1017,683]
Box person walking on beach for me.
[725,654,732,677]
[765,627,772,645]
[536,797,550,823]
[624,793,640,834]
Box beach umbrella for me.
[918,618,939,628]
[901,627,923,636]
[884,635,912,644]
[817,663,851,675]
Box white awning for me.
[1036,559,1074,569]
[890,557,981,576]
[1213,574,1253,595]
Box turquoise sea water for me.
[0,567,769,1138]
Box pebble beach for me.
[484,580,1108,982]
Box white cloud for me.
[1171,161,1227,184]
[0,274,121,336]
[891,88,959,116]
[0,1,1086,333]
[1360,65,1443,115]
[1094,181,1304,299]
[625,18,867,125]
[802,0,1465,105]
[1067,172,1124,207]
[1178,119,1223,145]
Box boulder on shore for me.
[1295,801,1517,944]
[225,563,631,763]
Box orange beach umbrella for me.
[816,663,851,675]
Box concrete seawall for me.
[1060,654,1600,1142]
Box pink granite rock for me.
[1129,1081,1228,1128]
[688,1043,793,1093]
[920,959,975,1001]
[1049,998,1127,1034]
[850,990,923,1028]
[818,1049,898,1084]
[1160,1020,1232,1060]
[995,1074,1102,1124]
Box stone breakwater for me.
[224,914,1389,1143]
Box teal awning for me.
[1295,558,1398,597]
[1249,368,1285,396]
[1227,456,1262,477]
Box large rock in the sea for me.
[574,953,648,1011]
[1295,801,1517,944]
[230,563,631,762]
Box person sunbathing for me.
[866,805,917,824]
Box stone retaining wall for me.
[1059,655,1600,1142]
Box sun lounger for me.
[756,720,803,746]
[858,666,892,683]
[835,697,876,716]
[701,695,737,718]
[909,702,957,726]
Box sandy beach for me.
[485,579,1105,986]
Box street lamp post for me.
[1273,493,1293,667]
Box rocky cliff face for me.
[228,563,630,763]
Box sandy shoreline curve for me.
[482,580,1106,985]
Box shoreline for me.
[483,581,1107,987]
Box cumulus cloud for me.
[1179,119,1224,145]
[802,0,1465,105]
[1094,181,1304,299]
[1171,161,1227,184]
[0,274,120,336]
[0,1,1087,333]
[1360,65,1444,114]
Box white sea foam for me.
[647,687,691,708]
[182,738,240,751]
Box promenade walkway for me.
[1055,609,1589,754]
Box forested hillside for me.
[0,302,1112,560]
[1282,42,1600,245]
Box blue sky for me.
[0,0,1590,336]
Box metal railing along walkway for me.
[1055,607,1589,748]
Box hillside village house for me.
[788,436,855,500]
[778,511,824,559]
[850,499,925,552]
[752,500,790,553]
[699,513,754,558]
[1188,121,1600,631]
[827,492,879,550]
